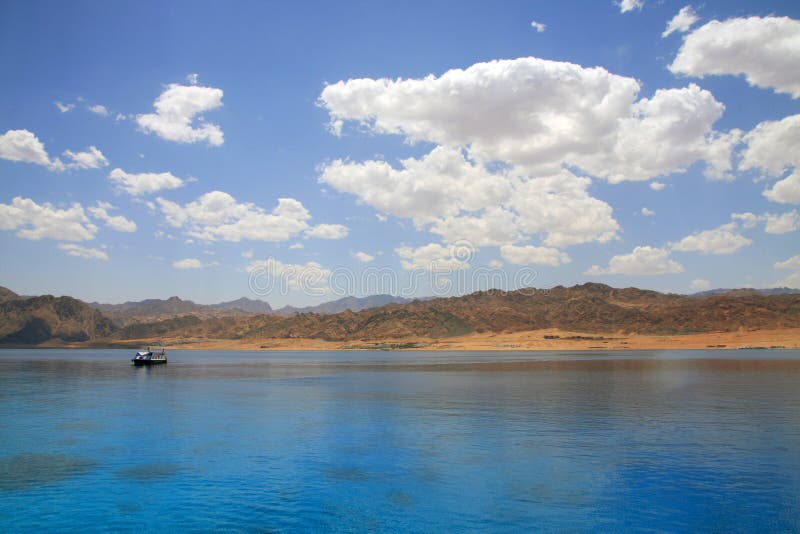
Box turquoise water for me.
[1,349,799,532]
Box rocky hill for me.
[0,293,117,344]
[108,283,800,343]
[91,296,262,326]
[274,294,411,315]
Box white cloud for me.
[776,255,800,271]
[173,258,204,269]
[641,207,655,216]
[585,246,684,275]
[690,278,710,291]
[662,6,699,37]
[55,102,74,113]
[649,181,666,191]
[670,16,800,98]
[617,0,643,13]
[530,20,546,32]
[88,104,109,117]
[0,129,64,171]
[157,191,312,242]
[108,168,186,196]
[507,171,619,247]
[353,251,375,263]
[731,212,761,229]
[241,249,254,259]
[764,211,800,234]
[245,258,331,292]
[88,202,136,233]
[63,146,109,170]
[738,210,800,234]
[58,243,108,261]
[289,243,304,250]
[320,57,734,183]
[763,173,800,205]
[304,223,349,240]
[488,259,503,269]
[186,73,199,85]
[321,149,618,248]
[671,222,752,254]
[500,244,571,266]
[738,115,800,204]
[0,197,97,241]
[395,243,471,271]
[774,270,800,289]
[136,83,224,145]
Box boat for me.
[131,346,167,365]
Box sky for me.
[1,0,800,306]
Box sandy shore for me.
[80,327,800,351]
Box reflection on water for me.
[0,349,799,531]
[0,453,95,491]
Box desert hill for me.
[0,293,116,344]
[2,283,799,347]
[107,283,800,343]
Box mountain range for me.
[2,283,798,346]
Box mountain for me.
[0,294,116,344]
[108,283,800,343]
[91,296,260,326]
[274,294,411,315]
[214,297,273,314]
[0,286,21,302]
[691,287,800,298]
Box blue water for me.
[1,349,799,532]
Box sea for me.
[1,348,799,532]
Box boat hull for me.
[131,359,167,366]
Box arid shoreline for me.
[31,327,800,351]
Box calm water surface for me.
[1,349,799,532]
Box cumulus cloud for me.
[499,244,571,266]
[662,6,699,37]
[641,207,655,216]
[670,16,800,98]
[650,181,666,191]
[585,246,684,275]
[157,191,313,242]
[732,210,800,234]
[59,243,108,261]
[320,148,618,249]
[775,255,800,271]
[671,222,752,254]
[88,104,109,117]
[0,197,97,241]
[108,168,186,196]
[245,258,331,293]
[739,114,800,204]
[55,102,74,113]
[774,254,800,288]
[395,243,471,271]
[690,278,710,291]
[173,258,204,269]
[319,57,735,183]
[353,251,375,263]
[88,202,136,233]
[304,223,349,240]
[63,146,109,170]
[530,20,546,32]
[136,83,224,145]
[0,129,64,170]
[617,0,643,13]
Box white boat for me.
[131,347,167,365]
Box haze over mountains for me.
[1,284,799,346]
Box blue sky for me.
[1,0,800,306]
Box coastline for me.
[21,327,800,351]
